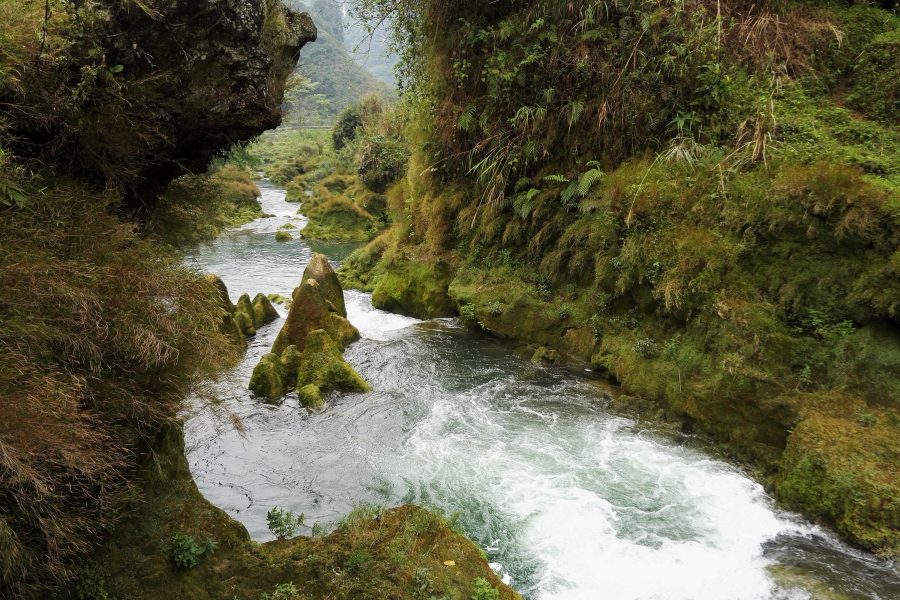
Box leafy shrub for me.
[633,338,659,359]
[460,303,477,322]
[75,565,109,600]
[170,534,217,569]
[357,133,410,192]
[266,507,305,540]
[333,104,363,150]
[471,578,500,600]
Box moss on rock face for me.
[302,253,347,317]
[297,383,324,408]
[272,279,339,356]
[297,330,371,394]
[275,230,293,241]
[372,260,458,319]
[332,315,362,346]
[249,353,284,399]
[279,345,302,389]
[93,426,520,600]
[532,347,561,364]
[252,293,280,327]
[203,273,235,312]
[233,310,256,337]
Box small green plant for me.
[170,533,217,569]
[471,577,500,600]
[258,582,302,600]
[796,365,813,390]
[589,314,604,340]
[336,504,384,530]
[564,283,579,300]
[460,303,477,322]
[859,413,877,427]
[75,564,109,600]
[486,301,503,316]
[311,522,327,537]
[662,334,681,360]
[344,550,372,573]
[633,338,659,359]
[266,507,305,540]
[557,304,571,320]
[412,567,435,599]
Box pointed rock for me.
[252,293,280,327]
[272,279,338,356]
[296,330,370,393]
[301,253,347,318]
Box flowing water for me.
[184,181,900,600]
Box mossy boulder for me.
[301,253,347,317]
[332,315,362,346]
[297,384,324,409]
[203,273,235,312]
[372,260,457,319]
[275,230,293,241]
[252,293,280,327]
[532,347,561,364]
[233,310,256,337]
[272,279,339,356]
[248,353,284,399]
[297,330,371,394]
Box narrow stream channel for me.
[184,180,900,600]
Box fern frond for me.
[458,105,476,132]
[543,174,569,183]
[577,168,604,197]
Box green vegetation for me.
[169,533,217,569]
[267,508,306,540]
[339,0,900,558]
[0,0,313,596]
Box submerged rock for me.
[301,253,347,317]
[297,330,371,394]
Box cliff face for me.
[3,0,316,207]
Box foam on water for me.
[183,181,900,600]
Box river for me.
[184,180,900,600]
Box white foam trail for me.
[345,290,420,340]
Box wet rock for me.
[275,230,293,241]
[332,315,361,346]
[279,345,302,389]
[249,353,284,399]
[233,310,256,337]
[252,293,280,327]
[221,311,246,347]
[301,253,347,317]
[237,294,254,319]
[297,384,324,409]
[531,347,561,364]
[297,330,371,393]
[272,279,339,356]
[372,260,457,319]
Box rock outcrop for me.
[250,254,367,401]
[202,274,281,344]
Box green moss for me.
[275,230,293,242]
[233,310,256,337]
[249,354,284,400]
[372,259,458,319]
[531,347,561,364]
[252,294,280,328]
[301,253,347,317]
[296,330,371,394]
[272,279,340,356]
[297,384,324,409]
[301,196,379,242]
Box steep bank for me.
[337,0,900,558]
[0,1,313,596]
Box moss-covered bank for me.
[338,0,900,557]
[83,425,520,600]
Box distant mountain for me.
[284,0,392,125]
[343,13,399,87]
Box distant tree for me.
[333,104,363,150]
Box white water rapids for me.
[183,181,900,600]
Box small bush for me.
[266,507,305,540]
[460,303,477,322]
[333,104,363,150]
[259,582,302,600]
[471,577,500,600]
[170,533,217,569]
[344,550,371,573]
[633,338,659,359]
[486,301,503,316]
